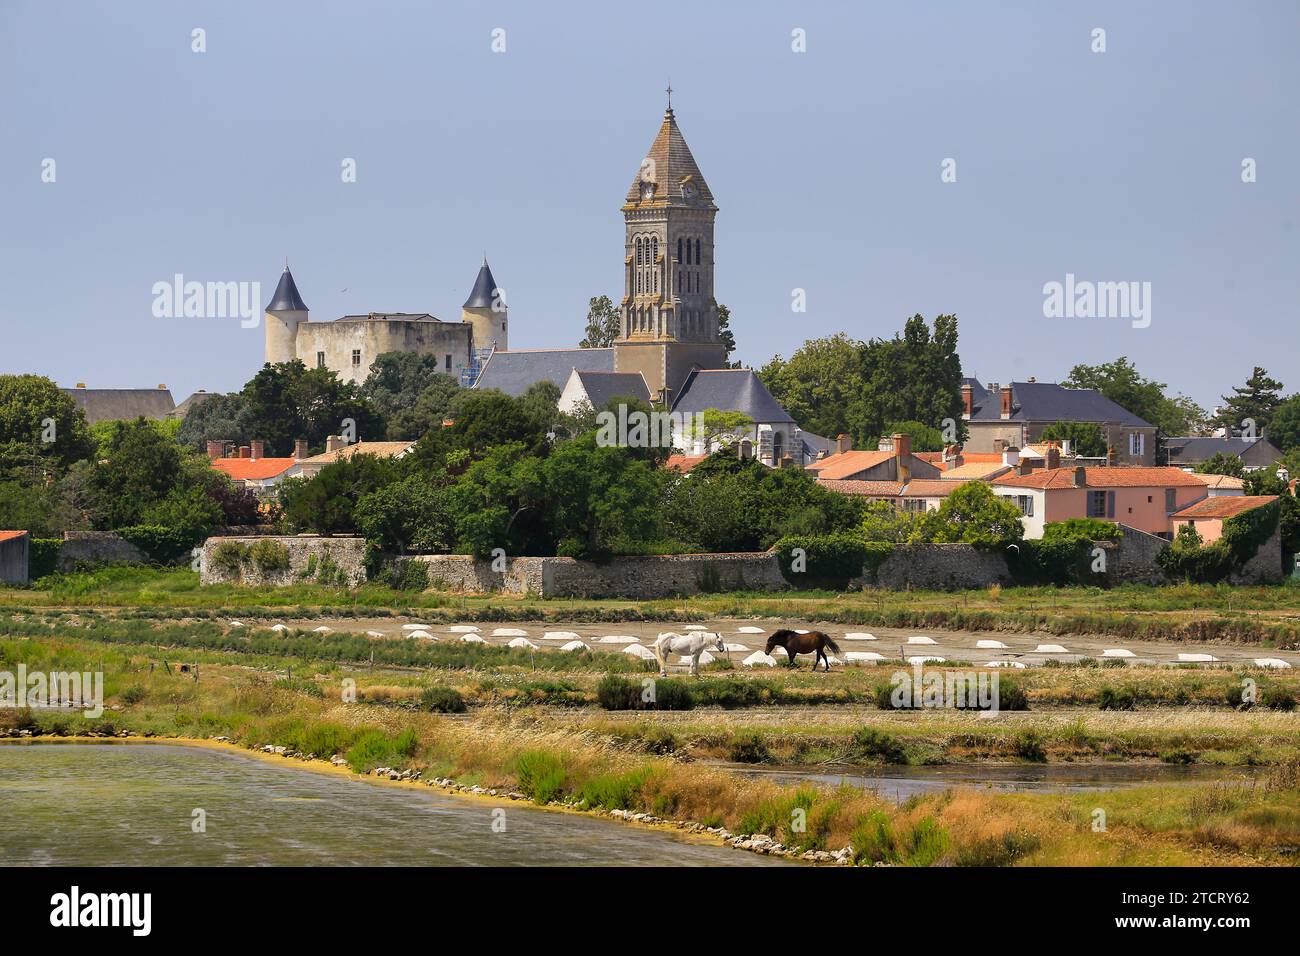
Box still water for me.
[728,762,1264,802]
[0,744,782,866]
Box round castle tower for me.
[264,264,309,365]
[460,258,508,352]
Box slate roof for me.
[995,466,1206,490]
[266,266,308,312]
[336,313,442,323]
[474,348,614,397]
[670,369,793,423]
[62,387,175,424]
[1165,436,1279,463]
[1172,495,1277,519]
[572,370,651,408]
[968,380,1150,427]
[624,108,716,209]
[169,390,217,420]
[463,261,501,309]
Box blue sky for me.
[2,0,1297,411]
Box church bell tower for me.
[613,90,726,405]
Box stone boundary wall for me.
[1231,525,1285,585]
[867,544,1012,590]
[199,535,367,587]
[57,532,145,571]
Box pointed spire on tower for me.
[463,259,500,309]
[266,262,308,312]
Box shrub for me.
[849,727,909,764]
[774,534,871,589]
[953,830,1040,867]
[1098,686,1137,711]
[514,749,567,804]
[851,811,898,864]
[248,539,291,575]
[727,732,772,764]
[119,684,147,705]
[28,538,62,579]
[117,525,200,565]
[595,674,694,711]
[580,767,655,810]
[344,727,419,773]
[419,686,466,713]
[1014,729,1047,762]
[210,541,247,575]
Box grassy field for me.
[5,568,1300,864]
[5,566,1300,648]
[2,629,1300,868]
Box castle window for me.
[635,237,641,266]
[677,237,683,263]
[652,237,658,261]
[446,354,452,371]
[694,239,701,264]
[316,351,325,368]
[351,349,361,366]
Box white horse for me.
[652,631,726,677]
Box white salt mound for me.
[843,651,883,663]
[742,652,777,668]
[843,632,876,641]
[724,643,749,652]
[1034,644,1068,653]
[312,626,332,634]
[460,634,487,644]
[543,631,580,640]
[907,655,945,664]
[684,625,708,631]
[975,639,1006,649]
[400,624,429,631]
[985,660,1026,669]
[559,640,590,652]
[448,625,480,633]
[270,624,288,633]
[907,636,937,645]
[507,637,538,649]
[492,627,528,637]
[366,630,386,638]
[1102,649,1135,658]
[1254,658,1291,669]
[1177,653,1217,662]
[597,635,639,644]
[229,621,244,628]
[736,626,765,634]
[623,644,657,660]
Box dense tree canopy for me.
[1214,366,1283,436]
[760,315,963,446]
[1040,421,1107,458]
[0,374,95,477]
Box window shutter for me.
[1106,491,1115,518]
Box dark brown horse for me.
[765,629,841,672]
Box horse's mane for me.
[768,629,796,644]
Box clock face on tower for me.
[641,182,655,201]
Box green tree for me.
[541,436,665,559]
[1214,366,1283,436]
[579,295,621,348]
[447,444,548,557]
[717,303,738,365]
[239,360,385,456]
[361,352,461,440]
[279,454,402,534]
[759,333,863,438]
[930,482,1025,547]
[688,408,755,451]
[1040,421,1106,458]
[1194,452,1245,478]
[0,374,95,479]
[1264,394,1300,452]
[354,475,453,553]
[881,420,945,453]
[177,393,247,451]
[89,418,191,528]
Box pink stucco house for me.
[991,466,1210,539]
[1170,495,1279,543]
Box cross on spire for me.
[665,80,673,112]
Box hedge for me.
[28,539,63,579]
[774,534,878,589]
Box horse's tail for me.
[822,633,841,654]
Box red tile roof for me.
[816,479,903,497]
[900,479,970,497]
[994,466,1207,490]
[1172,495,1278,520]
[211,458,298,482]
[665,454,708,473]
[807,449,894,480]
[0,531,28,543]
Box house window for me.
[1129,432,1144,457]
[903,498,926,513]
[445,354,452,371]
[1088,490,1106,518]
[1165,488,1176,512]
[316,351,326,368]
[351,349,361,367]
[1016,495,1034,517]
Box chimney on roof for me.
[1000,385,1013,420]
[1046,444,1061,471]
[1107,442,1118,467]
[1003,446,1021,469]
[893,433,911,483]
[835,433,852,455]
[943,443,961,464]
[75,382,86,389]
[238,445,251,459]
[250,440,265,461]
[780,453,795,469]
[158,384,167,390]
[206,440,224,461]
[1072,466,1086,488]
[960,383,973,419]
[294,439,309,461]
[326,436,345,453]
